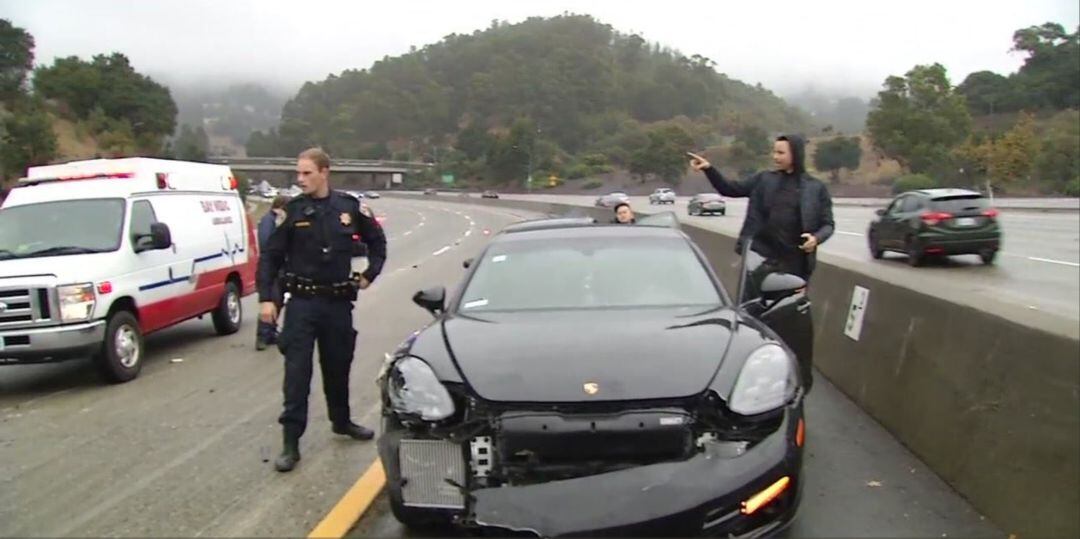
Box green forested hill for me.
[248,14,812,184]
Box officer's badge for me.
[339,212,352,226]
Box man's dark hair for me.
[614,202,630,212]
[271,195,289,209]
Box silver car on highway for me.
[649,187,676,205]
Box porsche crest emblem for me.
[583,382,599,395]
[339,212,352,226]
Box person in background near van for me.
[688,134,834,281]
[255,195,289,351]
[257,148,387,473]
[613,202,636,224]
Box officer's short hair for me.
[298,147,331,171]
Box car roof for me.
[496,221,684,243]
[912,188,983,198]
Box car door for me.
[879,195,908,247]
[898,194,926,239]
[735,242,813,369]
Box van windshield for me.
[0,199,126,260]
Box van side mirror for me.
[412,287,446,316]
[135,223,172,252]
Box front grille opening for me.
[4,335,30,346]
[0,289,26,298]
[0,315,32,324]
[37,289,51,319]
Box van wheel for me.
[93,311,144,383]
[212,280,242,335]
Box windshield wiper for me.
[23,246,107,258]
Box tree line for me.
[867,22,1079,195]
[0,18,182,182]
[247,14,812,185]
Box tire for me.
[720,209,726,216]
[212,280,242,335]
[906,237,923,267]
[93,311,144,383]
[869,233,884,259]
[980,249,997,265]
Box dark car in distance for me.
[867,188,1001,266]
[688,193,726,216]
[377,215,812,537]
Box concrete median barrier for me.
[388,193,1080,538]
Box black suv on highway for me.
[867,188,1001,266]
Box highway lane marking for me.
[1027,256,1080,267]
[307,459,386,538]
[433,246,452,256]
[403,230,413,236]
[834,231,864,237]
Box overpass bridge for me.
[207,156,434,188]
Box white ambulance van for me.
[0,158,259,382]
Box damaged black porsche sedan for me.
[377,216,811,537]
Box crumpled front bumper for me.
[470,407,802,537]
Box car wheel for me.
[93,310,144,383]
[212,280,242,335]
[906,237,923,267]
[720,209,726,215]
[980,249,997,265]
[869,233,884,259]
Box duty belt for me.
[284,272,364,299]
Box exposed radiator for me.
[399,439,467,509]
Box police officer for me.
[257,147,387,473]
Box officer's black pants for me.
[277,295,357,439]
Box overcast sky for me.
[2,0,1077,99]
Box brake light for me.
[97,281,113,295]
[920,211,953,226]
[156,173,169,189]
[229,177,238,190]
[983,208,999,219]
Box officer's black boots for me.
[255,339,268,351]
[332,421,375,440]
[274,435,301,472]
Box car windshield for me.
[459,235,722,312]
[0,199,125,260]
[931,195,989,213]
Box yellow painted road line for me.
[308,458,387,538]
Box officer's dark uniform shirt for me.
[257,190,386,301]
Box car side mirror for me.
[463,258,473,269]
[412,287,446,316]
[759,273,807,303]
[875,209,886,217]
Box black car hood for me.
[443,308,736,402]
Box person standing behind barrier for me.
[257,148,388,473]
[612,202,636,224]
[688,134,834,281]
[255,195,289,351]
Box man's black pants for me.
[277,295,357,439]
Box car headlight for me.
[729,344,797,415]
[58,283,95,322]
[386,356,455,421]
